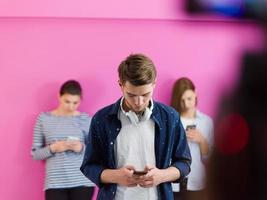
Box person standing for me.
[32,80,94,200]
[81,54,191,200]
[170,77,214,200]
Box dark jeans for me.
[173,190,206,200]
[45,186,94,200]
[174,178,206,200]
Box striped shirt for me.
[31,112,94,190]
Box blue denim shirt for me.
[81,98,191,200]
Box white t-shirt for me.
[114,103,158,200]
[172,110,214,192]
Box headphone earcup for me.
[126,111,139,125]
[141,107,152,121]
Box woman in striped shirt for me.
[31,80,94,200]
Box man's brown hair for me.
[118,54,157,86]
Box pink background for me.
[0,1,265,200]
[0,0,192,19]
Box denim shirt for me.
[81,98,191,200]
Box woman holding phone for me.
[31,80,94,200]
[170,77,214,200]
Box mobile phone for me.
[186,124,196,131]
[133,170,147,176]
[67,136,80,141]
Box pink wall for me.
[0,8,265,200]
[0,0,183,19]
[0,0,243,22]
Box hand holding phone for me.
[186,124,196,131]
[66,136,82,152]
[133,170,147,176]
[67,136,80,141]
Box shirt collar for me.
[119,97,154,115]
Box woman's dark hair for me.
[170,77,196,113]
[59,80,82,97]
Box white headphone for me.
[124,110,139,125]
[120,98,153,125]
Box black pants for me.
[173,179,206,200]
[45,186,94,200]
[173,190,206,200]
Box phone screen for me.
[133,171,147,176]
[186,124,196,131]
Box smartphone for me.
[133,170,147,176]
[67,136,80,141]
[186,124,196,131]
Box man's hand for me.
[138,165,180,188]
[101,165,139,187]
[138,166,164,188]
[116,166,139,187]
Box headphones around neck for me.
[125,107,152,125]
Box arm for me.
[31,114,75,160]
[171,116,192,182]
[186,129,209,156]
[80,115,139,187]
[80,116,107,187]
[202,118,214,161]
[139,113,191,188]
[187,116,214,159]
[101,166,139,187]
[138,166,180,188]
[158,166,180,182]
[65,114,92,154]
[199,134,209,156]
[31,114,54,160]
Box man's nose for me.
[135,96,144,106]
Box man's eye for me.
[144,93,150,97]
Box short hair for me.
[170,77,196,113]
[118,53,157,86]
[59,80,82,97]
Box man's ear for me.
[152,79,157,89]
[118,80,122,87]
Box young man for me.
[81,54,191,200]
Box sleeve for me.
[80,115,106,188]
[171,114,192,182]
[31,113,54,160]
[82,114,92,145]
[76,113,92,154]
[202,117,214,161]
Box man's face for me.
[120,81,155,114]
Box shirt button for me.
[110,142,113,145]
[116,128,120,131]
